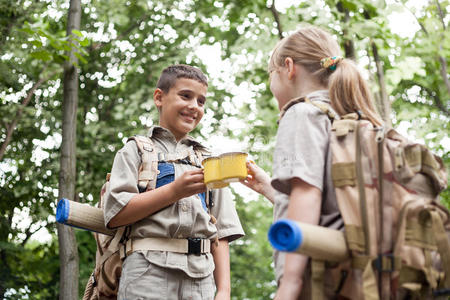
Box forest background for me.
[1,0,449,299]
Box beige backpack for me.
[281,97,450,299]
[82,135,209,300]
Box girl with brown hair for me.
[241,26,383,299]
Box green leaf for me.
[30,50,52,61]
[73,51,87,64]
[53,54,69,64]
[30,40,43,48]
[341,0,358,12]
[37,29,50,38]
[80,38,90,47]
[72,29,83,37]
[21,27,36,35]
[49,40,63,50]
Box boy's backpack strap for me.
[99,226,126,266]
[127,135,159,191]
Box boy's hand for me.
[240,161,275,203]
[171,169,206,199]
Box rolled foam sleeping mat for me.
[56,198,115,236]
[268,219,349,262]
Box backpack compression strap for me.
[127,136,159,192]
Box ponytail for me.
[329,59,383,127]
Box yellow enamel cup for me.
[202,156,229,189]
[219,152,248,183]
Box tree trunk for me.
[337,2,356,60]
[371,41,391,126]
[57,0,81,299]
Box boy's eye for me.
[198,99,206,106]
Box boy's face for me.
[154,78,207,140]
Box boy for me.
[103,64,244,300]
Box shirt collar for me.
[306,89,330,102]
[147,125,207,150]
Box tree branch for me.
[269,1,283,40]
[435,0,446,30]
[21,223,47,247]
[399,79,449,116]
[434,1,450,96]
[438,53,450,96]
[0,67,59,162]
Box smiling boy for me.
[103,64,244,300]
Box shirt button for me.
[182,205,188,212]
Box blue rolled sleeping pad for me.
[56,198,70,224]
[268,219,303,252]
[268,219,349,262]
[56,198,115,236]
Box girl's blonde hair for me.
[269,26,383,126]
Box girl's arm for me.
[240,162,276,204]
[274,177,322,300]
[212,238,231,300]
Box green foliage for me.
[21,21,89,64]
[1,0,449,299]
[230,193,276,299]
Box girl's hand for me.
[214,290,230,300]
[240,161,275,204]
[171,169,206,199]
[274,276,303,300]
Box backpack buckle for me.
[187,238,202,255]
[373,253,395,272]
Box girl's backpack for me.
[281,97,450,299]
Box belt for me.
[121,237,211,258]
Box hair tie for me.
[320,56,343,71]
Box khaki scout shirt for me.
[271,90,343,283]
[103,126,244,278]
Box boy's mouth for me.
[180,112,197,122]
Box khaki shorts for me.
[118,252,215,300]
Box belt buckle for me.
[187,238,202,255]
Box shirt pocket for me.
[155,162,175,189]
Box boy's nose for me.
[187,99,199,110]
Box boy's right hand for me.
[171,169,206,200]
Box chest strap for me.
[120,237,211,258]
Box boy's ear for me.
[284,57,296,80]
[153,88,164,109]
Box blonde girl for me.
[242,26,382,299]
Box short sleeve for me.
[210,187,245,242]
[271,103,330,195]
[103,141,140,227]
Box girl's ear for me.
[284,57,296,80]
[153,88,163,109]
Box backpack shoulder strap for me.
[127,135,159,191]
[278,96,338,123]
